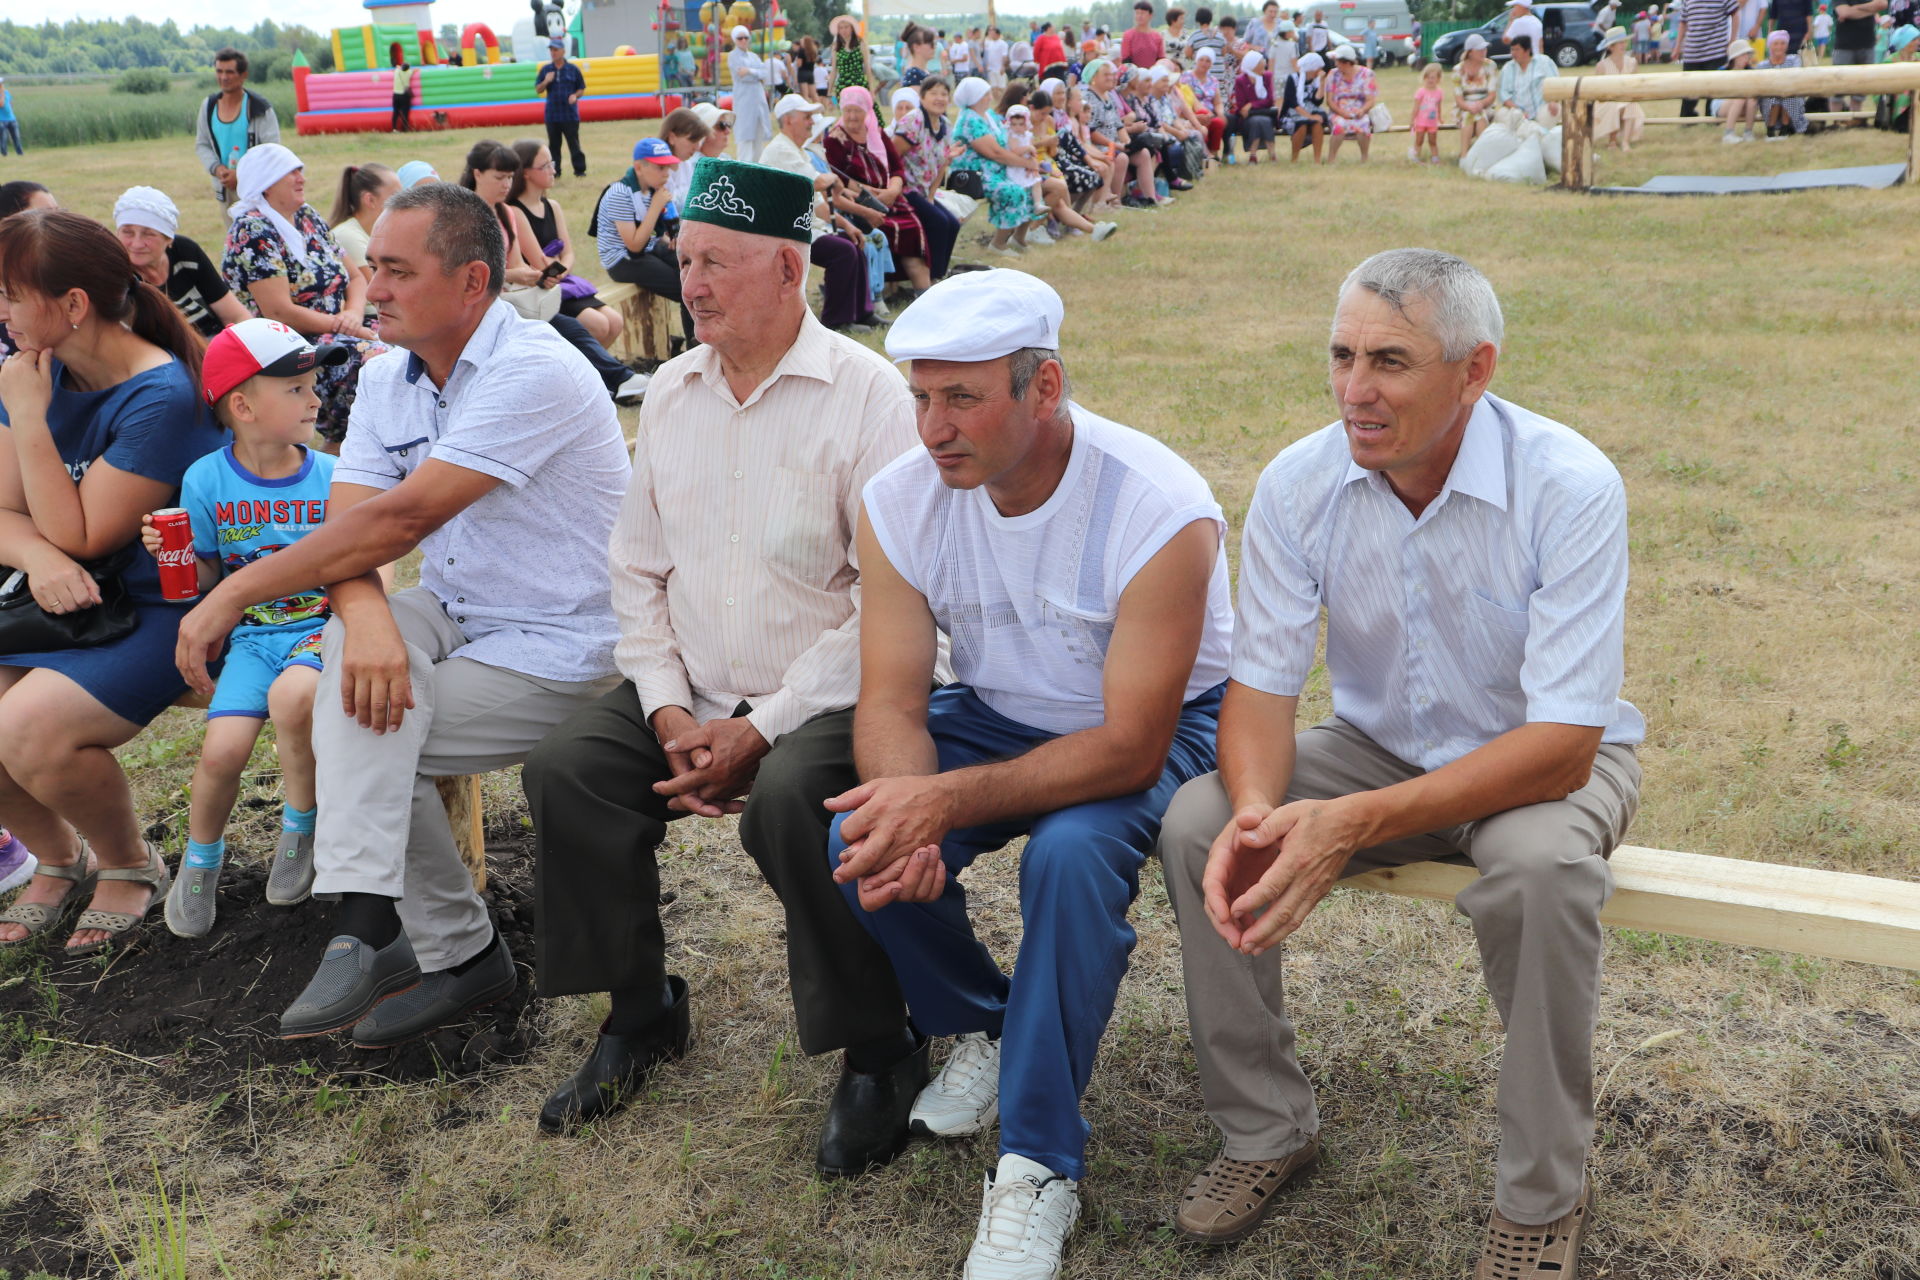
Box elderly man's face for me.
[907,356,1063,493]
[678,220,791,350]
[1328,288,1494,496]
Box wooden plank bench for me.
[1346,845,1920,971]
[598,281,678,364]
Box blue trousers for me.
[829,682,1222,1179]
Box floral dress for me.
[951,107,1036,231]
[893,106,950,198]
[1052,112,1102,193]
[222,203,387,445]
[1326,65,1377,136]
[1453,63,1495,124]
[824,128,928,270]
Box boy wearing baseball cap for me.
[140,319,351,938]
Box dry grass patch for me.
[2,88,1918,1279]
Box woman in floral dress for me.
[887,81,960,279]
[824,86,932,290]
[948,76,1040,255]
[220,144,385,450]
[1323,46,1379,162]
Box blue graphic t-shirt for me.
[177,445,335,630]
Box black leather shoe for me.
[537,975,689,1134]
[815,1035,931,1178]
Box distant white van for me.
[1301,0,1419,64]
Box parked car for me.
[1433,1,1604,69]
[1312,0,1420,65]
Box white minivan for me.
[1301,0,1419,64]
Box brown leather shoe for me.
[1173,1136,1321,1243]
[1474,1181,1595,1279]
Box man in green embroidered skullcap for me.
[524,154,932,1180]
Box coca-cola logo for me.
[157,547,196,569]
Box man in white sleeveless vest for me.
[825,269,1235,1280]
[1158,249,1642,1280]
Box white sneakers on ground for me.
[614,372,650,403]
[963,1153,1080,1280]
[911,1031,1001,1137]
[1091,222,1119,242]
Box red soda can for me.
[152,508,199,602]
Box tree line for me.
[0,17,336,81]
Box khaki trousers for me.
[311,587,617,973]
[1158,717,1640,1224]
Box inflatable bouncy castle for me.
[296,0,746,135]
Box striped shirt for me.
[1677,0,1736,61]
[609,311,918,743]
[1232,393,1644,771]
[595,181,675,271]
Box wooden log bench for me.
[1346,845,1920,971]
[598,280,678,364]
[1546,62,1920,192]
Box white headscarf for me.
[1040,76,1065,98]
[954,75,992,110]
[1297,51,1325,74]
[1241,50,1270,101]
[890,85,921,116]
[732,24,750,40]
[230,143,310,270]
[113,186,179,240]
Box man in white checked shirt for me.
[520,158,933,1173]
[1157,249,1643,1280]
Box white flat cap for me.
[774,92,820,117]
[885,269,1063,364]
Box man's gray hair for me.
[1008,347,1072,404]
[1336,248,1503,361]
[383,182,506,299]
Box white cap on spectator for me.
[774,93,819,117]
[113,186,180,239]
[1464,32,1489,50]
[885,269,1063,364]
[732,24,751,39]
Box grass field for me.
[2,68,1919,1280]
[1,77,299,151]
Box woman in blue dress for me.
[0,209,225,955]
[949,75,1041,256]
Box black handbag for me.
[0,549,139,655]
[854,189,892,217]
[945,168,987,198]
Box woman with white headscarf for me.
[728,26,777,162]
[948,75,1041,255]
[886,81,961,278]
[220,143,386,450]
[1230,49,1280,162]
[1281,50,1331,162]
[113,186,249,339]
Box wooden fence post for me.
[436,775,487,892]
[1563,96,1593,192]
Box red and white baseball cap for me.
[201,318,351,406]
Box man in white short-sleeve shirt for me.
[827,269,1233,1280]
[177,183,630,1050]
[1157,250,1643,1279]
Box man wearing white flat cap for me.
[728,25,777,163]
[759,93,882,332]
[824,268,1234,1280]
[1505,0,1545,53]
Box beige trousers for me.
[311,587,617,973]
[1158,717,1640,1224]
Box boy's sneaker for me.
[963,1153,1080,1280]
[164,863,222,939]
[266,830,316,906]
[912,1032,1001,1137]
[0,836,37,895]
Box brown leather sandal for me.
[1474,1181,1595,1279]
[0,844,97,947]
[1174,1136,1322,1243]
[65,842,169,959]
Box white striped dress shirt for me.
[1233,393,1645,771]
[610,312,918,743]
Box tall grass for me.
[6,78,298,149]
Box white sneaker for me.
[613,372,650,403]
[911,1032,1000,1137]
[1026,224,1055,245]
[1091,221,1118,242]
[872,297,892,319]
[1721,130,1743,144]
[963,1153,1080,1280]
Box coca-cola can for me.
[152,508,199,602]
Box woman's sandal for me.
[64,842,169,959]
[0,845,97,947]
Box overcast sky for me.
[37,0,1057,40]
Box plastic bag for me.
[1461,123,1521,176]
[1485,138,1547,183]
[1539,125,1563,173]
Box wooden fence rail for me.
[1543,63,1920,191]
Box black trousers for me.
[608,245,694,346]
[391,93,411,132]
[1678,57,1727,116]
[549,313,630,395]
[811,232,872,328]
[546,118,586,175]
[902,190,958,278]
[523,684,910,1056]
